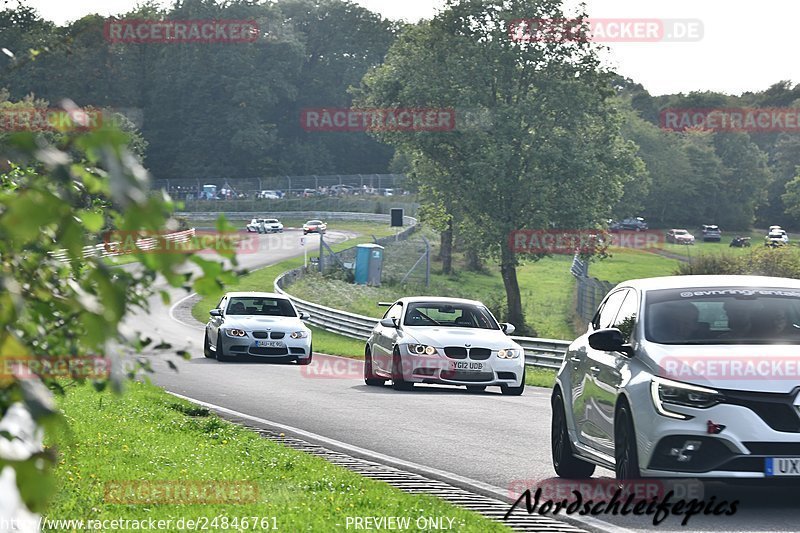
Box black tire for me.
[216,333,235,362]
[615,401,642,480]
[203,331,215,359]
[297,345,313,366]
[364,346,385,386]
[500,368,526,396]
[466,385,486,393]
[391,347,414,391]
[551,390,596,478]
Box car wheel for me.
[466,385,486,393]
[297,344,313,366]
[391,347,414,391]
[364,346,385,386]
[203,331,215,359]
[500,368,526,396]
[615,401,642,480]
[551,390,596,478]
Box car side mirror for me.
[500,323,516,335]
[299,312,310,320]
[588,328,634,357]
[379,318,399,328]
[209,309,222,317]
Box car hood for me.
[401,326,519,350]
[224,316,306,331]
[641,342,800,393]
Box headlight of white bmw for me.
[225,328,247,337]
[407,344,438,356]
[497,348,521,359]
[290,330,309,339]
[650,377,721,420]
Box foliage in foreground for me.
[0,107,236,513]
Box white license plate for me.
[765,457,800,476]
[255,340,284,348]
[451,361,483,372]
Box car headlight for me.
[497,348,521,359]
[290,330,309,339]
[225,329,247,337]
[407,344,438,356]
[650,377,721,420]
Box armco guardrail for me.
[49,228,196,262]
[177,211,417,226]
[275,270,571,370]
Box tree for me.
[354,0,642,332]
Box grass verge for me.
[46,381,509,531]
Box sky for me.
[13,0,797,96]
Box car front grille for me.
[444,347,467,359]
[743,442,800,455]
[270,332,285,339]
[249,347,289,356]
[721,388,800,433]
[443,347,492,360]
[440,370,494,382]
[252,331,269,339]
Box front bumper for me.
[397,352,525,387]
[632,387,800,479]
[218,334,311,360]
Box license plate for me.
[255,340,284,348]
[451,361,483,372]
[765,457,800,476]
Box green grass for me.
[525,366,557,388]
[588,248,680,283]
[308,326,365,358]
[47,381,509,532]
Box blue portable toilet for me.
[354,244,384,286]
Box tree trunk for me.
[440,220,453,275]
[500,245,533,335]
[465,246,483,272]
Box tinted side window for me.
[595,290,628,329]
[613,290,639,342]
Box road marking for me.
[167,391,634,533]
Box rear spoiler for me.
[377,302,394,307]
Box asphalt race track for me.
[121,230,799,532]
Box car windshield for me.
[265,219,279,223]
[403,302,499,329]
[674,230,688,235]
[226,297,297,317]
[645,288,800,345]
[307,220,322,225]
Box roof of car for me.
[391,296,487,306]
[225,291,288,299]
[617,275,800,292]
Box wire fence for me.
[152,174,409,202]
[571,254,615,322]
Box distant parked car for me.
[766,228,789,247]
[666,229,695,245]
[303,220,327,235]
[700,224,722,242]
[610,217,648,231]
[257,190,281,200]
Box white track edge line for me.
[167,391,633,533]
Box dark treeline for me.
[2,0,800,231]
